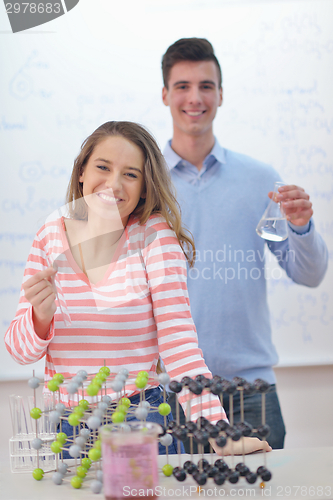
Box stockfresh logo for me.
[4,0,80,33]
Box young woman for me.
[5,121,270,455]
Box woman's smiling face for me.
[79,135,145,226]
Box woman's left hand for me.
[210,436,272,455]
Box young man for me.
[161,38,328,449]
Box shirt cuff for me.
[288,220,311,235]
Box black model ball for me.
[206,423,219,438]
[168,421,177,430]
[187,463,197,475]
[210,382,223,395]
[232,376,246,387]
[254,379,270,393]
[214,459,229,473]
[193,429,209,445]
[236,463,250,476]
[197,458,209,469]
[243,382,256,395]
[196,416,209,429]
[181,376,192,386]
[201,377,212,388]
[207,466,219,478]
[169,380,182,393]
[193,471,208,486]
[226,426,242,441]
[236,421,253,437]
[173,426,188,442]
[261,470,272,481]
[228,471,240,484]
[216,419,229,431]
[173,468,187,482]
[183,460,192,471]
[256,466,272,481]
[188,380,203,395]
[215,435,227,448]
[246,472,257,484]
[214,472,226,485]
[221,380,237,394]
[257,424,270,438]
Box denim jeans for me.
[58,387,183,458]
[168,384,286,453]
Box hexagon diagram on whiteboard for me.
[4,0,80,33]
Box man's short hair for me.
[162,37,222,89]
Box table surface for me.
[1,447,333,500]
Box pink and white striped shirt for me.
[4,214,225,422]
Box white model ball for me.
[135,407,148,420]
[75,436,86,448]
[28,376,40,389]
[69,444,81,458]
[158,373,170,386]
[55,403,66,415]
[80,428,91,439]
[159,433,173,447]
[111,380,123,392]
[138,400,150,410]
[52,472,63,485]
[90,479,103,494]
[57,462,68,475]
[31,438,42,450]
[49,410,61,425]
[87,416,101,430]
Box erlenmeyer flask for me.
[256,181,288,242]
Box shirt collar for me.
[163,138,226,170]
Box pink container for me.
[100,422,160,500]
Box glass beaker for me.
[100,422,160,500]
[256,181,288,242]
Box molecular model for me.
[24,368,272,494]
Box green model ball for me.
[86,384,99,396]
[71,476,83,489]
[81,457,92,469]
[99,366,110,376]
[88,448,101,461]
[68,413,80,427]
[56,432,67,444]
[47,380,59,392]
[162,464,173,477]
[76,466,88,478]
[30,407,42,420]
[50,441,62,454]
[111,411,125,423]
[52,373,64,384]
[78,399,89,410]
[32,468,44,481]
[158,403,171,416]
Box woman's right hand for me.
[22,267,57,338]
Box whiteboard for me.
[0,0,332,380]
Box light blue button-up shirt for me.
[163,139,225,186]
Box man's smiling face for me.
[162,60,223,139]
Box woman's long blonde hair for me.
[66,121,195,266]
